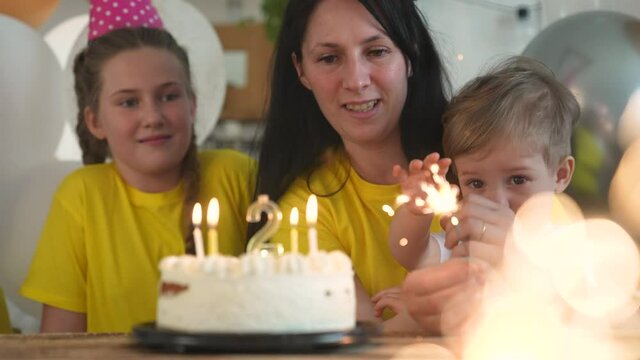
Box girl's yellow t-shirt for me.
[0,287,12,333]
[20,150,255,332]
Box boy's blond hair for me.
[443,56,580,170]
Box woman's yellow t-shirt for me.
[271,151,440,319]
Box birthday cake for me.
[156,250,356,334]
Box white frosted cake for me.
[156,250,356,334]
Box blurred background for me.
[1,0,639,333]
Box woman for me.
[254,0,449,327]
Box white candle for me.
[290,207,299,254]
[207,198,219,255]
[191,202,205,259]
[306,195,318,254]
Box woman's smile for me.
[344,99,379,112]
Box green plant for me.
[262,0,288,43]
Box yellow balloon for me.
[0,0,59,28]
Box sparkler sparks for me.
[382,204,395,217]
[395,163,460,216]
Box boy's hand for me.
[441,194,515,266]
[393,152,452,216]
[371,287,405,318]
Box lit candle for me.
[306,195,318,254]
[207,198,219,255]
[191,202,205,259]
[290,207,299,254]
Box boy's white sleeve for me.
[432,232,452,263]
[416,232,451,268]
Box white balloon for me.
[0,14,73,328]
[0,162,81,324]
[44,14,88,69]
[523,11,640,214]
[0,15,65,171]
[156,0,226,145]
[44,14,87,162]
[541,0,640,27]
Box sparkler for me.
[395,163,460,216]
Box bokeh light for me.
[548,219,639,318]
[609,138,640,239]
[511,192,584,270]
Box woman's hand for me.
[403,258,485,335]
[441,194,515,266]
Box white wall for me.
[418,0,542,90]
[40,0,639,92]
[187,0,263,24]
[418,0,640,90]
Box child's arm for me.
[41,305,86,332]
[354,276,377,322]
[390,153,452,271]
[389,205,433,270]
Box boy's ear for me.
[554,155,575,193]
[84,106,106,140]
[291,52,311,90]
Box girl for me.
[21,27,255,333]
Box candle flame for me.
[290,207,299,226]
[207,198,219,227]
[192,202,202,226]
[306,195,318,225]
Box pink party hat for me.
[88,0,164,41]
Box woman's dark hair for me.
[73,27,200,252]
[255,0,449,208]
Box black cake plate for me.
[132,321,379,353]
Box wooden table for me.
[0,333,453,359]
[0,332,639,360]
